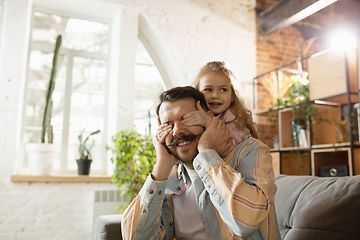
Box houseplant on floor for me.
[77,128,101,175]
[25,35,62,175]
[106,127,156,211]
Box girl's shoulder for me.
[218,108,236,122]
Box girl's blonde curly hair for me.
[192,61,258,138]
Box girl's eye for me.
[221,88,228,92]
[202,88,212,92]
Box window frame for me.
[20,7,111,175]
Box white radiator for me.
[93,189,128,225]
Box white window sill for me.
[11,174,112,183]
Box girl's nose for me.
[212,90,219,98]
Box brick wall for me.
[254,0,326,142]
[256,26,324,76]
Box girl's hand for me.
[182,101,212,128]
[156,118,172,143]
[152,118,178,181]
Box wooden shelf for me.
[279,152,311,176]
[11,175,112,183]
[311,142,352,149]
[311,148,352,176]
[255,44,360,177]
[279,147,310,151]
[308,47,358,103]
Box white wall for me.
[0,0,256,239]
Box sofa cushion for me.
[275,174,360,240]
[94,214,123,240]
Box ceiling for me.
[256,0,360,45]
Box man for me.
[121,86,279,240]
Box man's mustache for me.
[168,134,200,147]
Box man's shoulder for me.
[233,138,269,155]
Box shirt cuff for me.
[140,174,168,202]
[193,149,224,179]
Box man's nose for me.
[172,122,185,138]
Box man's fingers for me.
[216,121,226,129]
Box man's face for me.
[158,98,205,165]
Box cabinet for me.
[254,41,360,176]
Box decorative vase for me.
[76,159,92,175]
[25,143,57,175]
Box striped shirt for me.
[121,138,280,240]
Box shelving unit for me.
[254,40,360,177]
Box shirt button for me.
[177,187,181,191]
[163,198,167,202]
[197,165,201,170]
[149,190,154,194]
[208,184,211,188]
[169,222,173,226]
[143,209,147,213]
[158,191,162,195]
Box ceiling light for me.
[328,30,357,51]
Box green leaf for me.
[78,128,100,159]
[106,126,156,213]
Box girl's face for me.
[198,72,233,116]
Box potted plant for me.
[25,35,62,175]
[76,128,101,175]
[106,127,156,211]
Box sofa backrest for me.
[275,174,360,240]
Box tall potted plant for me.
[106,127,156,211]
[76,128,101,175]
[25,35,62,175]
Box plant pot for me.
[25,143,57,175]
[76,159,92,175]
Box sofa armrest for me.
[94,214,123,240]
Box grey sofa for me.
[94,174,360,240]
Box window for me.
[134,39,166,136]
[24,11,109,174]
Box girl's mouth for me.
[209,102,222,106]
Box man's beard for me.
[168,133,200,147]
[166,133,202,163]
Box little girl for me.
[182,61,258,157]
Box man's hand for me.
[182,101,212,128]
[152,118,179,181]
[198,117,231,155]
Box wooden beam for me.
[258,0,338,36]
